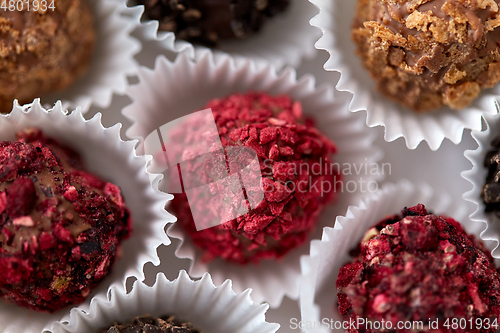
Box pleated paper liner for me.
[0,100,173,333]
[128,0,320,70]
[299,180,497,333]
[122,51,382,308]
[463,110,500,261]
[50,271,279,333]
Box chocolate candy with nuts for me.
[137,0,289,46]
[482,133,500,215]
[0,0,95,113]
[352,0,500,112]
[98,315,202,333]
[0,128,131,312]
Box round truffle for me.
[137,0,289,46]
[352,0,500,112]
[336,204,500,332]
[0,128,131,312]
[0,0,95,113]
[98,315,201,333]
[168,92,339,264]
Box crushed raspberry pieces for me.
[6,177,37,218]
[104,183,125,208]
[53,224,73,244]
[170,92,340,264]
[402,203,427,216]
[259,127,277,144]
[336,204,500,333]
[63,186,79,202]
[0,257,33,285]
[0,192,6,214]
[12,216,34,227]
[72,170,106,189]
[0,128,132,312]
[38,232,56,251]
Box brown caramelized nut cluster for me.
[352,0,500,112]
[0,0,95,113]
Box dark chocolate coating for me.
[482,133,500,216]
[98,315,202,333]
[138,0,289,46]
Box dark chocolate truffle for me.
[352,0,500,112]
[98,315,202,333]
[168,92,339,264]
[482,134,500,216]
[0,128,132,312]
[137,0,289,46]
[336,204,500,333]
[0,0,96,113]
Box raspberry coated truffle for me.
[98,315,201,333]
[336,204,500,333]
[0,128,132,312]
[352,0,500,112]
[169,92,339,264]
[0,0,95,113]
[137,0,289,46]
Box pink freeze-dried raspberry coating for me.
[169,92,339,264]
[336,204,500,333]
[0,128,132,312]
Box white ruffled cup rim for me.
[127,0,320,70]
[308,0,499,151]
[49,270,280,333]
[38,0,142,113]
[462,109,500,259]
[299,180,496,333]
[122,51,383,309]
[0,100,173,333]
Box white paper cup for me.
[40,0,141,113]
[49,270,279,333]
[308,0,499,150]
[129,0,321,70]
[0,100,173,333]
[122,51,382,308]
[462,110,500,259]
[299,180,497,333]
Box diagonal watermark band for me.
[143,109,264,231]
